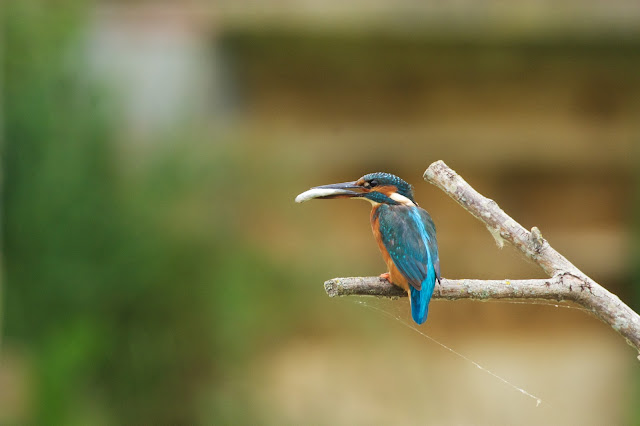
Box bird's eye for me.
[369,180,379,187]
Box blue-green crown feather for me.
[361,172,416,203]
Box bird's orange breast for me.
[370,206,410,292]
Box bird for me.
[296,172,440,324]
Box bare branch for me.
[324,161,640,356]
[423,160,579,277]
[326,276,568,301]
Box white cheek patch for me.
[295,188,355,203]
[390,192,416,206]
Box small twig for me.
[324,161,640,357]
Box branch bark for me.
[324,160,640,357]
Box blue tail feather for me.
[409,264,436,325]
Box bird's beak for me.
[295,181,363,203]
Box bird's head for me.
[295,172,417,206]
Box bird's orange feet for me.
[379,272,391,282]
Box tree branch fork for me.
[323,161,640,357]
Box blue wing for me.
[377,205,440,324]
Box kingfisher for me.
[296,172,440,324]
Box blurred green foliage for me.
[2,2,309,424]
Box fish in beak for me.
[295,181,363,203]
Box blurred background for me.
[2,0,640,424]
